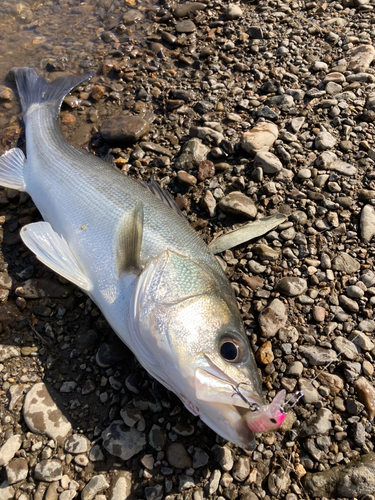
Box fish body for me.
[0,68,269,449]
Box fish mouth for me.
[195,366,265,449]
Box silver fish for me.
[0,68,266,449]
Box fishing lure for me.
[244,389,287,433]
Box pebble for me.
[299,346,337,366]
[173,2,206,17]
[101,115,150,143]
[332,252,360,274]
[350,331,374,351]
[109,472,132,500]
[240,121,278,155]
[212,445,234,471]
[348,44,375,72]
[354,377,375,420]
[315,131,336,150]
[64,434,90,454]
[0,481,15,500]
[256,341,274,365]
[166,443,192,469]
[299,379,320,404]
[0,345,20,362]
[34,460,63,482]
[176,20,196,33]
[193,448,209,469]
[15,279,71,299]
[318,372,344,395]
[6,458,28,484]
[258,299,288,338]
[253,151,282,174]
[275,277,307,297]
[218,191,257,219]
[81,475,109,500]
[0,435,22,467]
[300,408,333,437]
[23,383,71,444]
[360,205,375,242]
[226,4,243,19]
[101,421,146,460]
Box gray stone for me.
[166,443,192,469]
[258,299,288,338]
[23,383,71,444]
[178,475,195,491]
[332,253,360,274]
[315,131,336,150]
[300,408,333,437]
[232,457,250,482]
[329,160,357,176]
[218,191,257,219]
[101,115,150,143]
[254,151,282,174]
[299,346,337,365]
[332,337,358,360]
[361,205,375,242]
[148,424,166,451]
[339,295,359,313]
[34,460,63,482]
[349,331,375,351]
[88,444,104,462]
[348,44,375,72]
[276,277,307,297]
[226,4,243,19]
[15,279,72,299]
[64,434,90,454]
[299,379,320,404]
[174,2,206,18]
[208,469,221,495]
[189,126,224,145]
[101,421,146,460]
[176,20,196,33]
[120,407,142,427]
[81,475,109,500]
[0,345,20,362]
[212,445,234,471]
[240,121,278,155]
[6,458,28,484]
[192,448,209,468]
[0,481,15,500]
[0,435,22,467]
[109,472,132,500]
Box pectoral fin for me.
[115,201,144,276]
[0,148,26,191]
[20,222,92,291]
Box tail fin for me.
[14,67,93,119]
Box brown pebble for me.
[91,85,105,102]
[312,305,326,322]
[354,376,375,420]
[256,341,274,365]
[61,113,76,124]
[177,170,197,187]
[197,160,215,181]
[175,194,190,212]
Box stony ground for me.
[0,0,375,499]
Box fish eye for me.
[219,334,245,363]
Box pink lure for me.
[245,390,286,433]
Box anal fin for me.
[20,222,92,291]
[115,201,144,276]
[0,148,26,191]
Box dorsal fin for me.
[142,178,187,221]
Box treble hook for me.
[231,382,260,412]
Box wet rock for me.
[101,115,150,143]
[258,299,288,338]
[353,377,375,420]
[299,346,337,366]
[15,279,72,298]
[23,382,71,444]
[276,277,307,297]
[332,253,360,274]
[176,20,196,33]
[81,475,109,500]
[240,121,278,155]
[303,452,375,498]
[348,45,375,72]
[315,131,336,150]
[173,2,206,18]
[91,85,105,102]
[6,458,28,484]
[166,443,192,469]
[218,191,257,218]
[64,434,90,454]
[360,205,375,242]
[101,421,146,460]
[34,460,63,482]
[256,341,274,364]
[0,435,22,467]
[253,151,282,174]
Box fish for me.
[0,67,283,449]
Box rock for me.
[101,115,150,143]
[318,372,344,395]
[232,457,250,482]
[201,190,216,217]
[192,448,209,469]
[89,444,104,462]
[148,424,166,451]
[312,305,326,322]
[360,205,375,242]
[332,337,358,360]
[176,20,196,33]
[0,345,20,362]
[23,382,71,444]
[15,279,72,299]
[189,126,224,145]
[212,445,234,471]
[329,160,357,176]
[109,472,132,500]
[120,407,142,427]
[299,379,320,403]
[173,2,206,18]
[253,151,282,174]
[258,299,288,338]
[166,443,192,469]
[339,295,359,313]
[101,421,146,460]
[240,121,278,155]
[197,160,215,181]
[300,408,333,437]
[349,331,374,351]
[315,131,336,150]
[256,341,274,364]
[303,452,375,498]
[348,44,375,72]
[276,277,307,297]
[354,377,375,420]
[332,252,360,274]
[299,346,337,365]
[252,244,279,260]
[0,480,15,500]
[218,191,257,218]
[0,436,22,467]
[226,4,243,19]
[34,460,63,482]
[64,434,90,454]
[81,475,109,500]
[6,458,28,484]
[208,469,221,495]
[90,85,105,102]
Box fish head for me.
[130,249,265,449]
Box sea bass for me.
[0,68,284,449]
